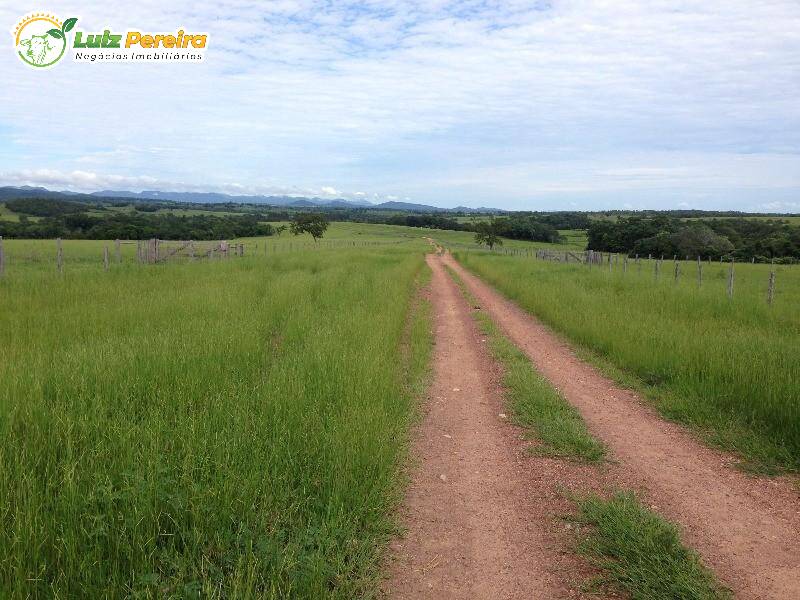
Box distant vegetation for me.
[588,216,800,262]
[5,198,87,217]
[1,197,798,262]
[378,213,565,243]
[0,198,275,240]
[0,197,564,244]
[290,212,329,242]
[474,219,503,250]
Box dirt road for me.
[441,252,800,599]
[387,253,592,599]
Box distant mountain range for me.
[0,186,503,213]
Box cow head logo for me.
[13,14,77,68]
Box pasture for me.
[0,223,421,272]
[452,249,800,473]
[0,236,432,597]
[0,203,26,222]
[2,222,799,598]
[0,222,573,277]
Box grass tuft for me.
[575,492,732,600]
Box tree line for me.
[587,216,800,262]
[361,213,566,243]
[0,210,275,240]
[2,198,569,245]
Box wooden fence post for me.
[115,239,121,263]
[56,238,63,273]
[103,246,109,271]
[0,236,4,278]
[767,262,776,305]
[654,255,660,280]
[697,256,702,288]
[674,255,679,282]
[727,258,735,299]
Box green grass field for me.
[0,222,559,275]
[0,238,432,597]
[452,250,800,473]
[3,222,795,596]
[0,203,29,222]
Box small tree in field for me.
[474,219,503,251]
[290,213,329,243]
[274,224,288,237]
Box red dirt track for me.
[386,253,567,598]
[437,251,800,599]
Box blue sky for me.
[1,1,799,211]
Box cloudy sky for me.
[1,1,799,211]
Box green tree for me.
[290,213,329,243]
[474,219,503,251]
[670,224,733,259]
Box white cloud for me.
[0,1,798,210]
[758,201,800,212]
[0,168,417,203]
[0,169,159,190]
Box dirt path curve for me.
[443,252,800,600]
[387,253,574,599]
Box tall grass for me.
[0,245,431,597]
[454,251,800,473]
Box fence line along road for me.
[450,244,788,306]
[0,237,413,277]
